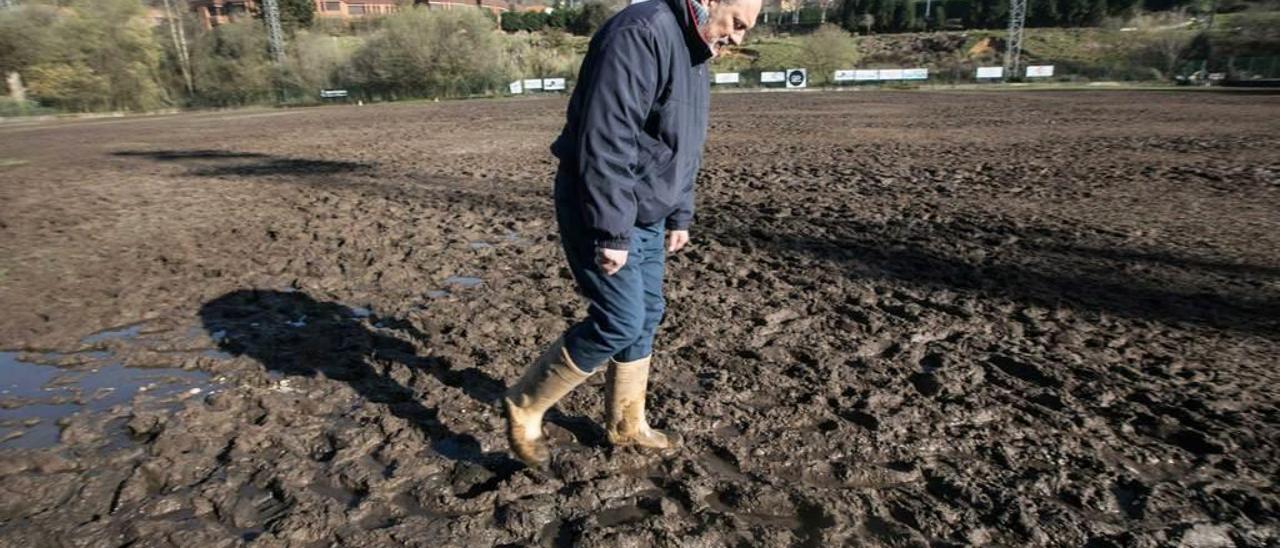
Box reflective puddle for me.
[443,276,483,288]
[0,351,217,449]
[80,322,146,345]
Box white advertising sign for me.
[785,68,807,89]
[713,72,741,84]
[522,78,543,90]
[878,69,905,80]
[976,66,1004,79]
[760,71,786,83]
[508,81,523,94]
[833,70,857,82]
[854,69,879,81]
[903,68,929,80]
[543,78,566,91]
[1025,65,1055,78]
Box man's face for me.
[702,0,762,57]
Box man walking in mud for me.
[503,0,762,466]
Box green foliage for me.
[280,0,317,29]
[502,3,615,35]
[0,4,57,75]
[345,8,509,98]
[284,31,360,98]
[748,37,808,69]
[187,19,275,106]
[0,98,53,117]
[570,2,614,36]
[502,11,551,32]
[25,63,110,110]
[3,0,167,112]
[833,0,1209,32]
[505,29,586,78]
[801,24,862,82]
[1086,0,1109,25]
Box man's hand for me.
[666,230,690,253]
[597,247,628,276]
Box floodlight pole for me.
[263,0,287,65]
[262,0,288,102]
[1200,0,1217,78]
[1003,0,1027,81]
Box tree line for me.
[0,0,592,112]
[0,0,1252,113]
[807,0,1203,34]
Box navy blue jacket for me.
[551,0,713,250]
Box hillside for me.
[704,11,1280,82]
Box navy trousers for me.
[555,182,667,373]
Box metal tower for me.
[262,0,287,65]
[1003,0,1027,80]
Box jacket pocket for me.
[633,131,676,179]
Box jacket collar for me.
[663,0,713,64]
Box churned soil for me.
[0,90,1277,546]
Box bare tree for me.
[1149,31,1194,78]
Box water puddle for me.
[597,504,653,527]
[80,322,146,345]
[0,351,217,450]
[443,276,483,288]
[701,449,750,481]
[468,241,493,250]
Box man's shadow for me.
[198,289,605,493]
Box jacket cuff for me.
[596,236,631,251]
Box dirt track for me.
[0,90,1277,546]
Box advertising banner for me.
[760,71,786,83]
[976,66,1004,79]
[785,68,807,89]
[714,72,741,84]
[1025,65,1055,78]
[903,68,928,80]
[878,69,904,80]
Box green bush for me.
[345,8,509,99]
[187,19,275,106]
[0,98,54,117]
[801,24,862,83]
[2,0,167,112]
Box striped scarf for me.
[688,0,710,29]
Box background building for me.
[188,0,258,28]
[315,0,403,19]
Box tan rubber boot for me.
[605,356,678,450]
[503,339,594,467]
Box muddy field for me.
[0,90,1277,546]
